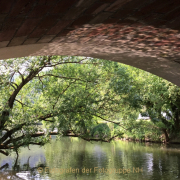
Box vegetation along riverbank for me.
[0,56,180,157]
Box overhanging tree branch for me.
[15,99,32,108]
[35,74,90,82]
[1,123,26,144]
[93,114,128,130]
[53,81,76,109]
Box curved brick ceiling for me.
[0,0,180,85]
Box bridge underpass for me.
[0,0,180,85]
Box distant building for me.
[138,114,150,120]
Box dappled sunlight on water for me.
[0,137,180,180]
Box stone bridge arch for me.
[0,0,180,85]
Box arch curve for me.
[0,0,180,85]
[0,30,180,86]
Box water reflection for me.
[0,137,180,180]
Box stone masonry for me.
[0,0,180,85]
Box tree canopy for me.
[113,65,180,142]
[0,55,180,157]
[0,56,132,156]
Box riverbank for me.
[118,137,180,144]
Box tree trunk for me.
[162,129,170,143]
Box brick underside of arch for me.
[0,0,180,85]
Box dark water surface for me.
[0,137,180,180]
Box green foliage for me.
[90,123,111,138]
[113,64,180,142]
[124,120,162,141]
[0,55,180,156]
[0,56,131,155]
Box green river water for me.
[0,136,180,180]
